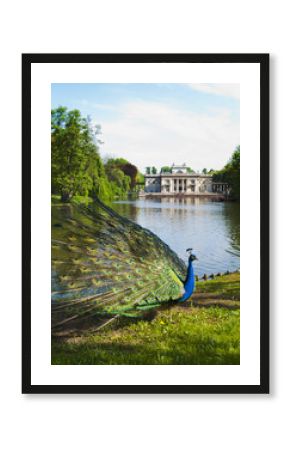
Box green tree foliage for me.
[136,172,145,184]
[52,106,143,202]
[105,165,131,198]
[186,167,195,173]
[51,107,113,203]
[145,166,158,174]
[104,158,139,197]
[161,166,172,173]
[113,159,138,188]
[213,146,240,200]
[202,168,208,174]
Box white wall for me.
[0,1,287,450]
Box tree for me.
[202,168,208,174]
[51,106,144,203]
[161,166,172,173]
[136,172,145,185]
[105,158,138,190]
[152,166,157,174]
[120,162,138,188]
[145,167,151,175]
[213,145,240,200]
[51,107,111,202]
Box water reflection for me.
[111,198,240,277]
[109,201,138,222]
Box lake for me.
[111,197,240,277]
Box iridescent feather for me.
[52,200,186,335]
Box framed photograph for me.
[22,53,269,394]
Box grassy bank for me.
[52,273,240,365]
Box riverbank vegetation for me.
[52,272,240,365]
[51,107,142,203]
[213,145,240,200]
[52,106,239,203]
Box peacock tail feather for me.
[52,199,186,335]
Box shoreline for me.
[138,192,227,200]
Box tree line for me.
[51,106,239,202]
[51,107,141,203]
[145,166,215,175]
[213,145,240,200]
[144,147,240,201]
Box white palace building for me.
[143,164,229,197]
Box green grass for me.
[51,273,240,365]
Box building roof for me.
[144,173,213,178]
[172,163,187,168]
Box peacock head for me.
[186,248,198,262]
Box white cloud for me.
[187,84,240,100]
[97,100,239,172]
[81,99,117,111]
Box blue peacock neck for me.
[186,257,193,279]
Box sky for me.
[51,83,240,172]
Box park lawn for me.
[51,273,240,365]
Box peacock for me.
[51,199,197,336]
[178,249,198,302]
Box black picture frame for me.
[22,53,269,394]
